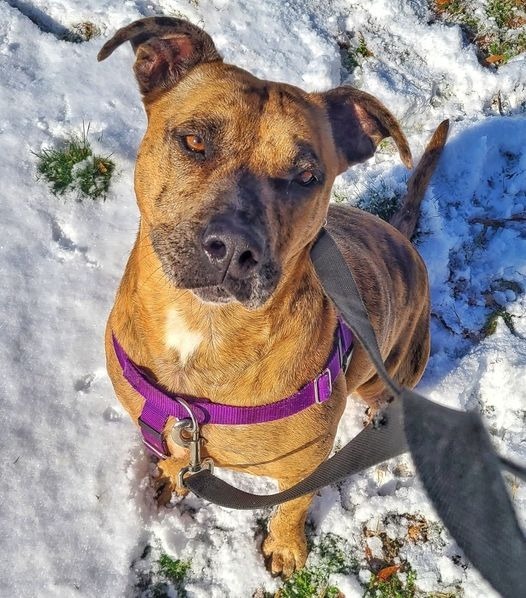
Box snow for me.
[0,0,524,596]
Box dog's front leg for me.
[262,483,313,577]
[153,452,191,505]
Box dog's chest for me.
[159,307,286,404]
[164,307,203,365]
[200,381,347,479]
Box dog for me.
[99,17,448,578]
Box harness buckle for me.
[138,416,170,459]
[138,416,164,442]
[314,368,332,403]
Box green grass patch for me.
[34,125,115,200]
[356,180,403,222]
[364,566,417,598]
[482,307,517,337]
[431,0,526,66]
[486,0,516,29]
[276,533,358,598]
[486,31,526,62]
[131,543,192,598]
[338,32,373,73]
[279,567,335,598]
[158,554,191,585]
[148,554,191,597]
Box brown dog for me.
[99,17,447,578]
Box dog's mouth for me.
[189,263,281,309]
[191,285,232,304]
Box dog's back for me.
[327,120,449,408]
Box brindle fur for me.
[100,18,448,578]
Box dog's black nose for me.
[202,222,263,279]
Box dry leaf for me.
[486,54,505,64]
[97,161,108,174]
[377,565,400,581]
[407,523,426,542]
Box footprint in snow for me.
[48,216,98,266]
[74,373,95,393]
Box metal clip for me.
[338,335,354,373]
[171,418,194,448]
[170,397,214,487]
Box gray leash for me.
[185,228,526,598]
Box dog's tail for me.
[390,119,450,239]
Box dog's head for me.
[99,17,412,309]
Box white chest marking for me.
[165,308,203,365]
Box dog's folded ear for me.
[319,86,412,171]
[97,17,222,97]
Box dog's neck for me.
[115,227,337,406]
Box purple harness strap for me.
[112,317,353,459]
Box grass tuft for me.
[277,534,358,598]
[482,308,517,337]
[61,21,102,43]
[157,554,191,585]
[338,31,373,73]
[131,543,192,598]
[486,0,516,29]
[364,566,417,598]
[431,0,526,66]
[356,180,403,222]
[317,533,358,576]
[34,124,115,200]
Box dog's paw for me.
[363,395,395,427]
[152,474,189,506]
[363,405,377,427]
[152,475,182,506]
[262,532,307,578]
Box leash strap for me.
[186,400,407,508]
[185,228,526,598]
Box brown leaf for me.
[97,160,108,174]
[407,520,428,543]
[434,0,452,14]
[485,54,505,64]
[407,524,421,542]
[376,565,400,581]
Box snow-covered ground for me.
[0,0,524,596]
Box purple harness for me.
[112,317,353,459]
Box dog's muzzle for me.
[150,218,281,308]
[196,221,280,307]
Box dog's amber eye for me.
[184,134,206,154]
[295,170,317,186]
